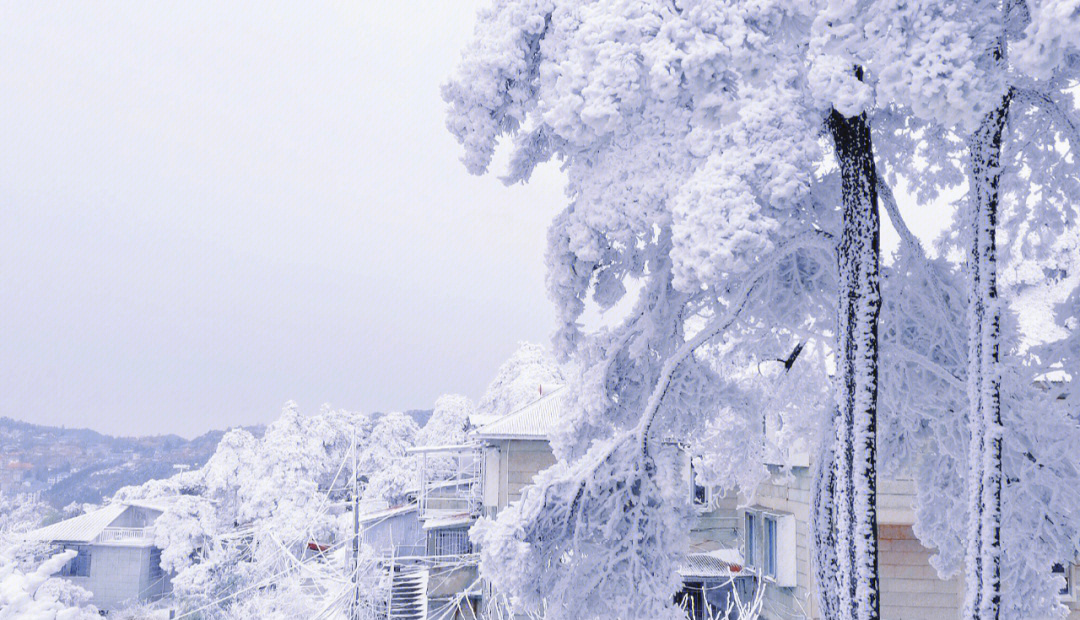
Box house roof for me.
[422,513,475,530]
[23,503,129,544]
[473,385,567,440]
[357,503,418,525]
[678,549,744,578]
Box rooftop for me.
[473,385,567,440]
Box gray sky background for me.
[1,1,567,437]
[0,2,948,439]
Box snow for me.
[0,547,98,620]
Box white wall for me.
[73,544,155,609]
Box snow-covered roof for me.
[23,503,129,544]
[473,385,566,440]
[357,503,418,525]
[422,513,475,530]
[23,499,172,544]
[678,549,744,578]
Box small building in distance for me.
[23,499,173,610]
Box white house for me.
[24,499,172,610]
[739,465,1080,620]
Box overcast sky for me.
[0,2,954,439]
[1,1,567,437]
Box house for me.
[396,385,755,620]
[739,465,1080,620]
[23,499,172,610]
[358,503,424,558]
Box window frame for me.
[745,512,758,568]
[745,509,784,582]
[763,515,778,579]
[1054,563,1074,600]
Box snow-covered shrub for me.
[0,546,98,619]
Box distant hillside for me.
[0,417,264,507]
[401,409,433,427]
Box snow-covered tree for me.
[805,4,1080,617]
[447,2,1080,619]
[475,342,564,422]
[0,492,54,535]
[112,402,379,617]
[417,394,474,447]
[0,546,98,619]
[359,412,420,507]
[446,2,846,616]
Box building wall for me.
[879,524,961,620]
[68,544,156,609]
[1065,564,1080,619]
[487,439,556,510]
[744,469,816,620]
[744,468,969,620]
[361,511,423,557]
[689,494,741,553]
[110,506,162,528]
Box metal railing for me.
[416,446,484,520]
[97,527,152,542]
[430,529,472,556]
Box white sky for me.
[0,1,566,437]
[0,1,954,439]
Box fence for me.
[97,527,152,543]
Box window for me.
[689,462,709,507]
[430,527,471,556]
[746,510,786,582]
[675,581,707,620]
[59,545,91,577]
[149,547,164,580]
[745,513,758,567]
[763,516,778,579]
[1054,563,1072,598]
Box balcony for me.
[409,444,483,521]
[97,527,152,543]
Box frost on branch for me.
[471,433,692,620]
[442,0,554,175]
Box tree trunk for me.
[963,90,1011,620]
[826,87,882,620]
[812,429,839,618]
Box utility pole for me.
[351,431,360,620]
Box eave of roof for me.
[678,549,745,578]
[422,513,475,530]
[357,503,418,524]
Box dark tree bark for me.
[825,75,882,620]
[812,431,840,618]
[964,90,1012,620]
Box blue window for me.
[745,513,757,567]
[763,516,777,579]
